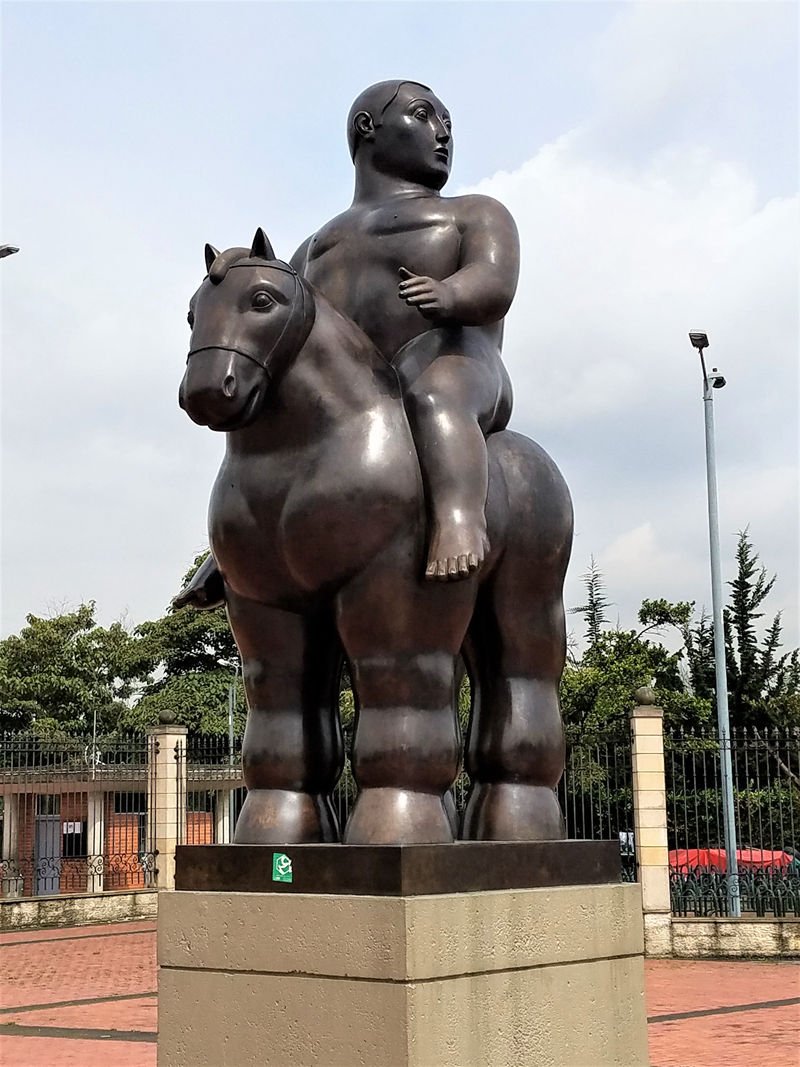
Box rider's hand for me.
[398,268,454,321]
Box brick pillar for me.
[1,793,23,898]
[86,790,105,892]
[630,687,672,957]
[215,789,232,844]
[147,723,188,890]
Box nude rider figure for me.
[177,79,520,604]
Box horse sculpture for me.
[179,228,573,846]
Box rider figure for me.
[177,79,519,605]
[292,80,519,581]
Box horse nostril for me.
[223,375,237,399]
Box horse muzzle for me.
[179,349,266,431]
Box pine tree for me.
[570,557,610,648]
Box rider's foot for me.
[424,514,489,581]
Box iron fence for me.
[5,723,797,914]
[0,732,156,898]
[0,731,149,783]
[666,727,800,917]
[329,728,636,877]
[187,733,243,782]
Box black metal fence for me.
[0,731,156,897]
[330,727,636,878]
[666,727,800,917]
[5,723,798,916]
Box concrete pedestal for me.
[158,875,649,1066]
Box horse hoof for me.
[233,789,340,843]
[343,788,454,844]
[460,783,566,841]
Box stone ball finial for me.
[158,708,177,725]
[634,685,656,706]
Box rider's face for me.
[371,88,452,190]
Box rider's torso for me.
[304,195,494,359]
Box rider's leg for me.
[401,352,505,581]
[226,590,344,843]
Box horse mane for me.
[208,247,252,285]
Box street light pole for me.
[689,331,740,917]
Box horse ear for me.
[204,244,220,272]
[250,228,275,261]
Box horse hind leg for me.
[461,440,573,841]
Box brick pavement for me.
[1,921,797,1066]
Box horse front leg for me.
[335,545,476,844]
[226,592,344,843]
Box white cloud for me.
[1,1,796,662]
[461,128,798,647]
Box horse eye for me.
[187,311,194,328]
[252,291,273,309]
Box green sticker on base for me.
[272,852,293,883]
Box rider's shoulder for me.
[445,193,516,227]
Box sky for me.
[1,1,798,656]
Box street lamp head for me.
[689,331,709,351]
[0,245,20,259]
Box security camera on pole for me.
[689,331,740,917]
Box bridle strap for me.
[186,343,273,376]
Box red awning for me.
[669,847,793,871]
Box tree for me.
[0,603,135,735]
[722,531,799,729]
[563,572,710,734]
[120,553,246,736]
[568,556,610,652]
[563,531,799,735]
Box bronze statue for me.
[177,82,573,845]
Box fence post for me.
[215,789,232,844]
[630,687,672,957]
[86,790,105,893]
[147,721,188,890]
[1,793,23,898]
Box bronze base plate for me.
[174,840,622,896]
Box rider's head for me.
[347,80,452,190]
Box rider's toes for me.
[457,553,470,577]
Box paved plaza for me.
[0,920,797,1066]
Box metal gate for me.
[34,794,61,895]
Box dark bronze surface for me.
[177,82,574,847]
[175,841,620,896]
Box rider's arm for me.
[445,196,520,325]
[397,197,519,326]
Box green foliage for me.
[121,552,244,735]
[560,627,711,734]
[563,565,711,732]
[568,557,610,650]
[0,603,136,735]
[563,531,798,733]
[723,531,800,729]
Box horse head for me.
[179,227,316,431]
